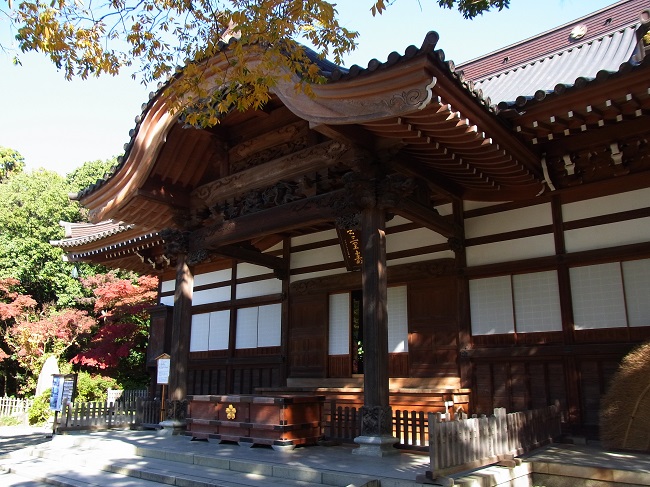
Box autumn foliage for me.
[0,273,158,394]
[72,273,158,375]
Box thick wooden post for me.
[169,253,193,401]
[159,251,193,435]
[353,205,398,456]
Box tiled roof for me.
[457,0,648,80]
[72,0,650,203]
[472,24,642,106]
[51,220,135,247]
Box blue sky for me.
[1,0,621,176]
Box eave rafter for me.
[513,71,650,146]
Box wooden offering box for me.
[186,394,325,450]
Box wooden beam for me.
[388,157,461,200]
[190,190,345,251]
[136,179,190,210]
[193,140,369,207]
[394,197,456,238]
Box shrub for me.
[74,371,118,403]
[28,389,53,425]
[0,415,22,426]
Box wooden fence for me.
[57,400,139,431]
[325,401,430,451]
[107,388,149,405]
[426,403,562,480]
[56,398,163,432]
[0,396,33,419]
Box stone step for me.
[0,434,379,487]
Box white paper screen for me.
[513,271,562,332]
[622,258,650,327]
[189,313,210,352]
[470,276,515,335]
[257,303,282,347]
[388,286,408,352]
[329,293,350,355]
[208,310,230,350]
[236,307,259,349]
[570,263,627,329]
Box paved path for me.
[0,426,53,485]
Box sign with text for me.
[336,226,363,271]
[49,374,77,411]
[156,353,171,385]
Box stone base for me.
[158,419,187,436]
[352,435,399,457]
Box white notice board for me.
[157,357,170,385]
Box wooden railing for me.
[57,400,139,431]
[107,388,149,405]
[324,401,431,451]
[0,396,33,419]
[426,403,562,480]
[137,398,162,427]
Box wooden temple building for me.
[52,0,650,450]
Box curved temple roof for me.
[60,0,650,273]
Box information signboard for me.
[156,354,170,385]
[49,374,77,411]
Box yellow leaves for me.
[7,0,362,126]
[370,0,387,17]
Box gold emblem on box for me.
[225,404,237,420]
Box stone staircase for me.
[0,434,385,487]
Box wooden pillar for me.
[169,254,193,401]
[353,204,397,456]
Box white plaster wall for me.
[436,203,453,217]
[562,187,650,222]
[465,203,552,239]
[466,234,555,267]
[237,263,270,279]
[386,227,447,253]
[193,286,231,306]
[160,279,175,293]
[160,295,174,306]
[564,217,650,253]
[236,279,282,299]
[194,269,232,287]
[464,200,508,212]
[388,250,455,267]
[289,267,346,284]
[386,215,411,228]
[265,241,283,253]
[291,229,337,247]
[291,244,343,269]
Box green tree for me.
[3,1,508,127]
[0,169,83,305]
[67,157,118,194]
[0,147,25,182]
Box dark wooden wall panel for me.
[407,277,460,378]
[388,352,409,377]
[471,359,567,416]
[288,294,328,378]
[328,355,350,378]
